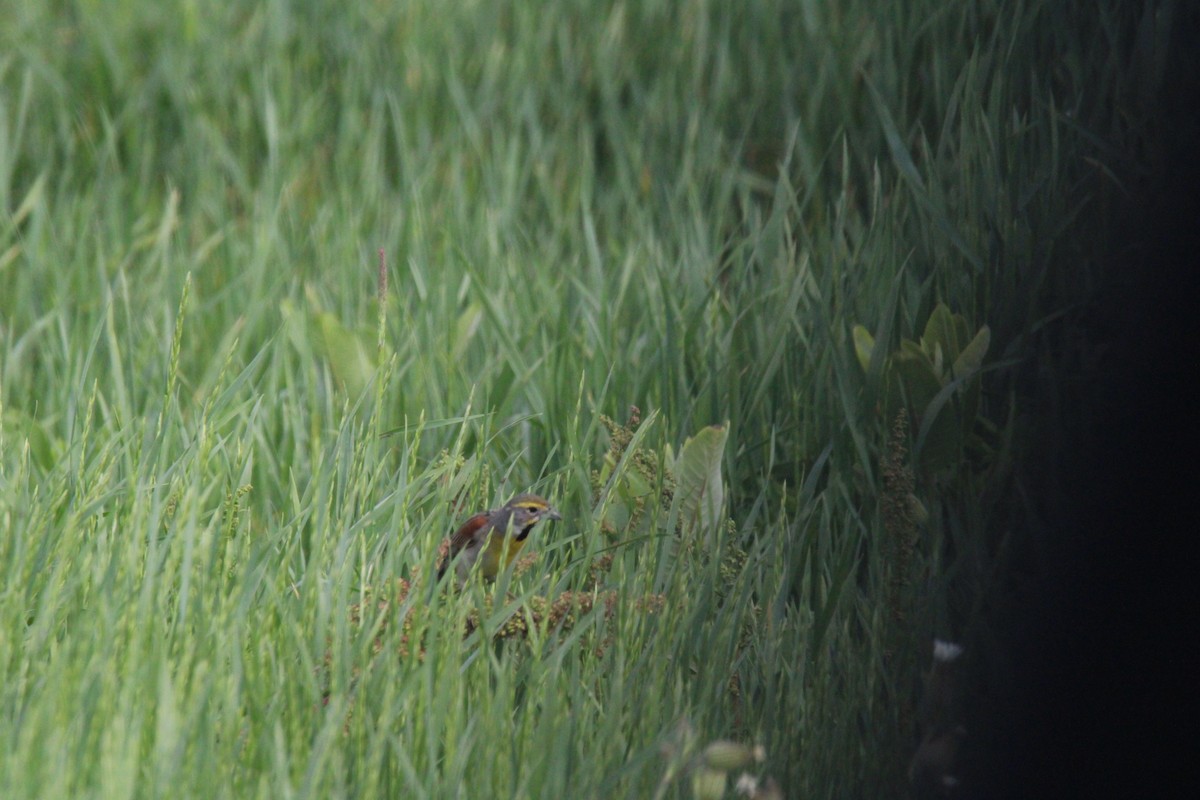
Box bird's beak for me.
[544,506,562,521]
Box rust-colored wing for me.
[436,512,492,581]
[448,512,491,556]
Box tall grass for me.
[1,0,1163,796]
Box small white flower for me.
[933,639,963,662]
[735,773,759,796]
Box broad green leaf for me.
[890,342,942,406]
[278,297,308,354]
[315,310,376,398]
[674,423,729,540]
[921,302,959,365]
[951,325,991,379]
[953,314,971,357]
[953,326,990,441]
[852,324,876,373]
[884,343,941,432]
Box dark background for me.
[980,7,1200,796]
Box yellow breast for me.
[478,532,529,579]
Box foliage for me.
[0,0,1159,797]
[854,304,991,473]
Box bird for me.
[436,493,562,585]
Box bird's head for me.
[495,493,562,540]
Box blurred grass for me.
[0,0,1168,797]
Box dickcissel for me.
[436,493,562,585]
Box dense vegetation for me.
[0,1,1172,796]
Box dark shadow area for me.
[970,7,1200,797]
